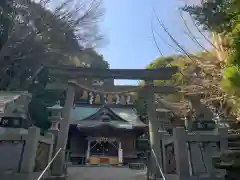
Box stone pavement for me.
[67,166,146,180]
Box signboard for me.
[0,117,23,128]
[191,120,216,131]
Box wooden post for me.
[52,82,75,176]
[86,140,90,164]
[145,80,162,179]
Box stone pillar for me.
[218,127,228,152]
[20,127,40,173]
[118,141,123,165]
[47,101,63,156]
[86,140,90,164]
[49,130,59,158]
[173,127,190,179]
[160,131,170,173]
[45,133,55,165]
[184,117,192,131]
[52,83,75,176]
[145,80,162,179]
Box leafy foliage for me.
[183,0,240,118]
[0,0,108,131]
[182,0,233,33]
[0,0,14,51]
[143,52,238,119]
[183,1,238,74]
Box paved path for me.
[67,166,146,180]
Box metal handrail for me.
[37,148,62,180]
[151,148,167,180]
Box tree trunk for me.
[211,31,226,62]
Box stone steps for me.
[43,176,67,180]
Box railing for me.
[36,148,62,180]
[151,148,167,180]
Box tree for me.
[0,0,107,90]
[70,48,109,69]
[182,0,233,33]
[144,52,236,119]
[182,1,240,176]
[0,0,14,51]
[0,0,108,131]
[183,0,240,92]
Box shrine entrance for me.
[90,138,118,157]
[86,137,122,165]
[46,65,178,178]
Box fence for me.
[161,127,228,180]
[34,134,54,172]
[0,127,54,180]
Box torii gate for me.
[45,65,179,178]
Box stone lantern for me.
[47,101,63,131]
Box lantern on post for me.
[47,101,63,131]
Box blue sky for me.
[48,0,206,85]
[97,0,208,85]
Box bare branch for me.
[153,8,221,84]
[179,10,211,53]
[151,14,163,57]
[152,7,224,105]
[153,8,198,64]
[189,14,219,51]
[152,27,183,54]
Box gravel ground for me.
[67,166,146,180]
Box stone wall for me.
[161,127,228,180]
[0,127,54,180]
[34,134,54,172]
[0,128,28,173]
[0,140,25,172]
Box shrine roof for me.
[70,106,146,128]
[71,107,100,121]
[0,91,31,114]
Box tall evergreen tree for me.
[0,0,13,51]
[0,0,108,131]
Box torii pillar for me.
[145,80,163,179]
[51,82,75,177]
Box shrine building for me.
[66,87,147,166]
